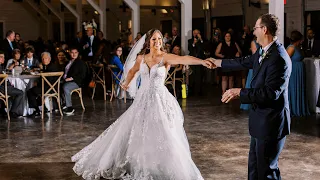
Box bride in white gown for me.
[72,29,214,180]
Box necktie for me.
[308,40,312,50]
[259,48,264,64]
[259,48,264,56]
[28,60,31,67]
[9,41,13,50]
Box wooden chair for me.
[71,88,85,110]
[165,65,184,98]
[90,63,107,101]
[108,65,126,103]
[40,72,64,119]
[0,74,10,120]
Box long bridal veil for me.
[118,34,146,99]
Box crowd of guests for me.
[0,24,318,118]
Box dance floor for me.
[1,86,320,180]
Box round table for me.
[7,74,40,116]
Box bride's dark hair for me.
[138,29,165,55]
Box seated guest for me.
[22,46,40,69]
[63,47,87,115]
[287,30,310,117]
[0,51,24,117]
[55,50,68,71]
[6,49,21,70]
[27,52,60,116]
[109,45,124,84]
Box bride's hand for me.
[202,60,215,69]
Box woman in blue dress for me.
[286,30,310,116]
[240,38,259,110]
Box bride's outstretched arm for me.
[164,53,214,68]
[122,55,143,90]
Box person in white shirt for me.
[83,26,99,62]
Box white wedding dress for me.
[72,56,204,180]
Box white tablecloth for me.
[303,58,320,113]
[7,75,40,116]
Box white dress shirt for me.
[88,35,94,56]
[259,40,275,64]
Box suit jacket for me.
[23,57,40,69]
[188,38,206,59]
[1,39,15,63]
[82,35,100,57]
[65,59,87,87]
[221,40,292,139]
[303,38,320,57]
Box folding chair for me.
[108,65,126,103]
[91,63,107,101]
[40,72,64,119]
[0,74,10,120]
[165,65,184,98]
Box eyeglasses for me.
[253,26,264,31]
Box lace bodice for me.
[138,56,167,92]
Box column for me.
[124,0,140,40]
[269,0,284,43]
[179,0,192,55]
[86,0,106,36]
[100,0,107,38]
[77,0,82,30]
[40,0,65,41]
[61,0,81,32]
[25,0,52,40]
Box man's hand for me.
[206,58,222,68]
[221,88,241,103]
[65,77,73,82]
[197,33,202,41]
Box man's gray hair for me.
[41,52,51,58]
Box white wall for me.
[244,0,303,37]
[0,1,40,40]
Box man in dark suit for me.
[188,29,206,96]
[63,47,87,115]
[210,14,291,180]
[170,27,181,52]
[82,26,99,62]
[0,51,24,118]
[22,46,40,69]
[1,30,16,65]
[27,52,60,116]
[302,29,320,57]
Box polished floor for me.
[1,86,320,180]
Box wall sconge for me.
[128,20,132,29]
[262,0,270,4]
[211,0,216,8]
[202,0,209,10]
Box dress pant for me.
[248,136,286,180]
[0,84,24,115]
[27,86,41,109]
[63,82,79,107]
